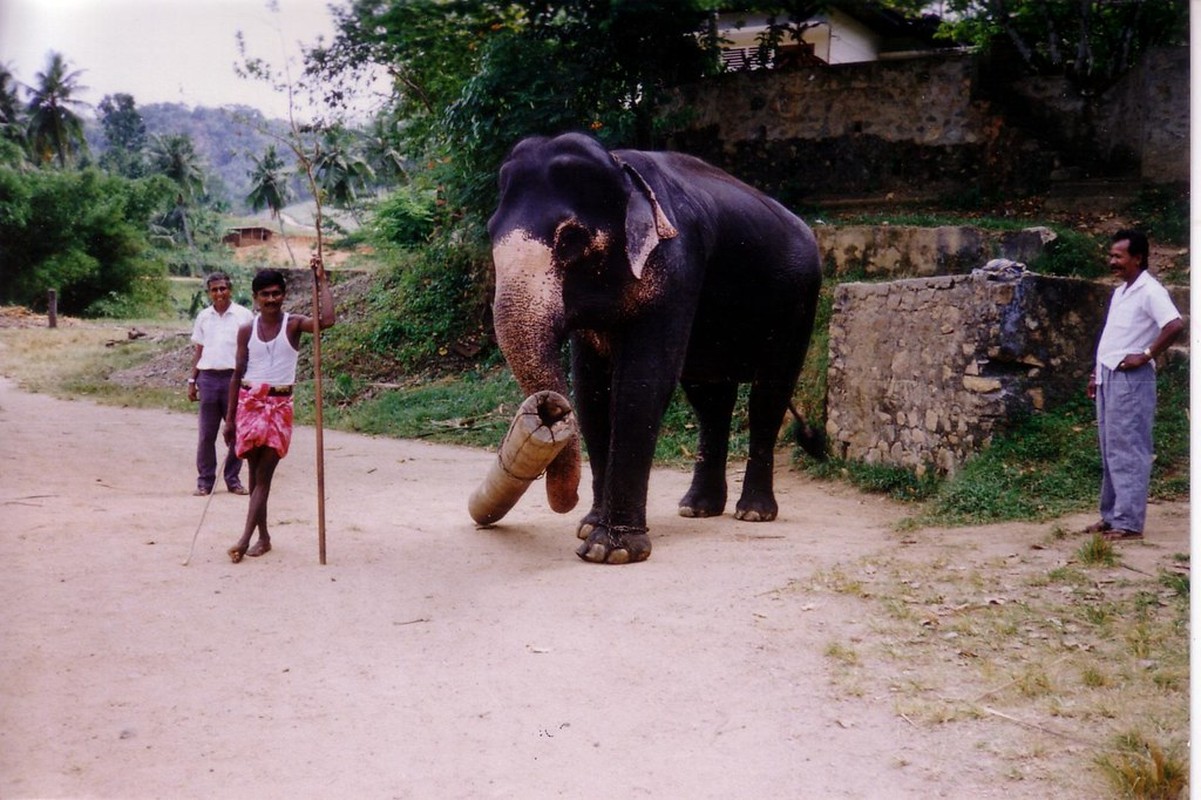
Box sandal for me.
[1082,520,1111,534]
[1101,529,1143,541]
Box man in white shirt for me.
[1084,230,1183,540]
[188,272,254,496]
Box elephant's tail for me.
[788,403,827,462]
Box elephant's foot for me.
[678,497,726,518]
[576,509,602,540]
[734,491,778,522]
[575,524,652,564]
[678,480,726,518]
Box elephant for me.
[488,132,824,564]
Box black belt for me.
[242,383,293,396]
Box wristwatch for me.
[1143,347,1153,358]
[187,378,196,384]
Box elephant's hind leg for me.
[734,378,795,522]
[678,381,737,518]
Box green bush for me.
[350,228,494,372]
[1030,227,1106,278]
[0,166,175,315]
[371,185,437,248]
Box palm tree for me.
[313,128,375,210]
[246,144,297,266]
[148,133,206,254]
[0,63,27,157]
[25,52,88,168]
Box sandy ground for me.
[0,376,1188,799]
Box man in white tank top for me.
[224,258,336,563]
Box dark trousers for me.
[196,369,241,491]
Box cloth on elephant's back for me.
[468,391,578,526]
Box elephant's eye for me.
[553,220,595,266]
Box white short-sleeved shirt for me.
[1095,269,1180,383]
[191,302,253,370]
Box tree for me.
[307,1,717,218]
[0,63,27,160]
[25,52,89,168]
[97,93,148,178]
[147,133,206,252]
[0,165,174,314]
[935,0,1187,90]
[246,143,298,266]
[312,127,375,210]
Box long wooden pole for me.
[311,243,327,565]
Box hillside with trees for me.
[83,102,297,213]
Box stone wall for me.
[1006,47,1189,182]
[1098,47,1190,183]
[826,270,1112,475]
[814,224,1056,278]
[664,47,1189,200]
[826,269,1189,474]
[667,53,1038,201]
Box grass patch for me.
[922,399,1100,524]
[1126,184,1189,246]
[0,322,192,412]
[806,458,939,502]
[1076,534,1117,567]
[824,640,860,666]
[1029,227,1108,278]
[1097,733,1188,800]
[300,369,524,450]
[798,548,1189,795]
[912,358,1187,527]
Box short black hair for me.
[204,271,231,288]
[1112,229,1150,271]
[252,269,286,293]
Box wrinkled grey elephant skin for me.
[488,132,823,564]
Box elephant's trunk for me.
[491,229,580,514]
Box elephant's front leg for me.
[575,348,679,564]
[569,336,610,542]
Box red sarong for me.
[235,385,294,458]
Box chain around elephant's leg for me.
[576,523,651,564]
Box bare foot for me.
[247,540,272,557]
[228,545,247,564]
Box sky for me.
[0,0,357,119]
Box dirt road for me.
[0,377,1187,798]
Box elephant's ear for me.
[619,160,678,280]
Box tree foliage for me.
[97,93,148,178]
[246,143,292,216]
[0,166,175,314]
[306,0,718,217]
[24,52,90,168]
[246,143,299,266]
[0,63,27,157]
[313,127,376,208]
[935,0,1187,90]
[146,133,208,251]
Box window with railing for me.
[720,41,821,71]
